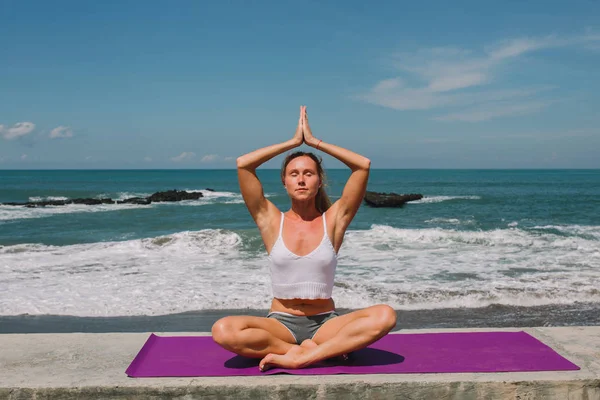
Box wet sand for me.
[2,302,599,334]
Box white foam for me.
[28,196,69,202]
[425,218,474,225]
[114,192,151,201]
[188,189,238,198]
[0,203,151,221]
[414,196,481,204]
[175,189,243,206]
[532,224,600,239]
[0,229,272,316]
[1,225,598,316]
[332,225,600,310]
[0,190,246,220]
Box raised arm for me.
[302,109,370,230]
[237,106,305,228]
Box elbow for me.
[237,156,258,172]
[236,156,248,169]
[352,157,370,172]
[362,157,371,171]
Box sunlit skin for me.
[211,105,397,372]
[283,156,322,219]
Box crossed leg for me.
[211,315,298,358]
[259,304,397,371]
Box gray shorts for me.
[267,311,339,344]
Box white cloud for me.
[487,37,554,60]
[200,154,219,163]
[0,122,35,140]
[144,156,152,162]
[435,100,552,122]
[49,126,73,139]
[360,33,600,121]
[485,128,595,141]
[372,78,403,93]
[428,72,486,92]
[170,152,196,162]
[198,154,236,163]
[20,154,27,160]
[85,156,93,161]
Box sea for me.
[1,169,599,333]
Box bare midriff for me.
[270,297,335,316]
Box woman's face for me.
[283,156,321,201]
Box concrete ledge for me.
[1,327,599,400]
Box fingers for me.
[300,106,307,123]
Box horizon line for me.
[1,167,599,171]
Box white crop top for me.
[268,212,338,299]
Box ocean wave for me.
[414,196,481,204]
[425,218,475,225]
[0,203,152,221]
[184,189,239,199]
[531,224,600,240]
[1,225,598,316]
[0,189,245,220]
[113,192,152,201]
[28,196,69,202]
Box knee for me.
[211,316,237,347]
[373,304,397,333]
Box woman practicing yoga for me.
[211,106,397,371]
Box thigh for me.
[310,307,375,344]
[214,315,296,344]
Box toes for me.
[259,354,272,372]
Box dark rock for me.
[363,191,423,208]
[1,190,203,207]
[11,198,116,207]
[147,190,203,202]
[24,200,68,207]
[116,197,151,205]
[71,198,114,205]
[205,188,215,192]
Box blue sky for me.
[1,0,599,169]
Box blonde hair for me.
[281,151,332,214]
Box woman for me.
[212,106,397,371]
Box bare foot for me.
[259,345,308,372]
[300,339,348,363]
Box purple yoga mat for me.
[126,331,579,377]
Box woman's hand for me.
[292,106,305,146]
[302,107,319,148]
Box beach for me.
[3,303,600,334]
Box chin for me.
[292,193,314,201]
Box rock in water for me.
[116,197,151,205]
[147,190,203,202]
[363,191,423,207]
[2,190,203,207]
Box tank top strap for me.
[278,212,285,238]
[322,211,327,232]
